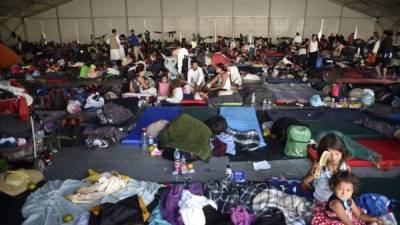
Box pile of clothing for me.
[270,57,307,79]
[205,116,260,156]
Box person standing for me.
[172,43,189,75]
[308,34,319,72]
[376,30,394,79]
[293,32,302,45]
[108,29,125,62]
[129,29,143,61]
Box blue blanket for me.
[122,106,182,145]
[220,107,266,148]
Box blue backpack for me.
[356,193,390,216]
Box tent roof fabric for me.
[1,0,399,25]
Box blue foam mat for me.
[220,107,266,148]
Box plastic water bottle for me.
[262,98,268,111]
[181,155,188,175]
[251,93,256,107]
[267,99,272,110]
[225,164,232,180]
[173,149,181,175]
[148,136,154,145]
[141,128,148,153]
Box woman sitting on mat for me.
[311,171,384,225]
[302,133,351,204]
[199,63,232,100]
[165,79,184,104]
[128,69,157,95]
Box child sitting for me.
[166,79,183,104]
[302,133,351,203]
[158,75,170,97]
[311,171,383,225]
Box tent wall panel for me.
[60,18,92,43]
[60,19,76,43]
[26,19,59,42]
[30,8,57,19]
[199,17,215,39]
[234,0,269,17]
[198,0,233,17]
[342,7,369,18]
[94,18,127,38]
[163,0,196,17]
[128,17,162,38]
[163,17,196,41]
[92,0,125,17]
[15,0,377,43]
[235,17,268,37]
[58,0,91,18]
[306,0,341,17]
[0,18,25,44]
[269,18,304,38]
[340,18,375,40]
[127,0,161,17]
[270,0,306,17]
[303,17,340,38]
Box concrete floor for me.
[44,144,400,182]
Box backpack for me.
[252,208,286,225]
[57,117,83,147]
[270,117,306,143]
[356,193,390,217]
[284,125,311,158]
[204,116,228,135]
[41,88,68,110]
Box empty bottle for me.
[181,155,188,175]
[251,93,256,107]
[267,99,272,110]
[225,164,232,180]
[262,98,268,111]
[141,128,148,153]
[173,148,181,174]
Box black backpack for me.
[57,117,83,147]
[270,117,306,143]
[204,116,228,135]
[252,208,286,225]
[40,89,68,110]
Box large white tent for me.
[0,0,399,44]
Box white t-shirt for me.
[187,68,205,87]
[166,87,183,103]
[293,35,302,44]
[298,48,307,55]
[309,40,318,53]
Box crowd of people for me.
[1,28,400,225]
[1,28,399,105]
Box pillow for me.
[146,120,170,138]
[160,114,212,161]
